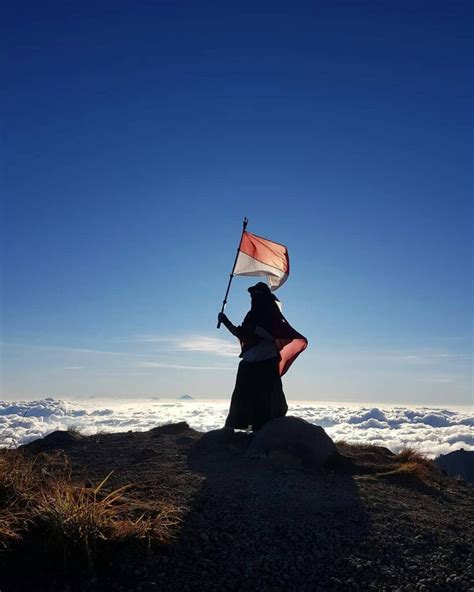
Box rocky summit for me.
[435,449,474,484]
[1,419,473,592]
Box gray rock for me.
[268,449,303,468]
[192,428,253,457]
[246,416,337,468]
[193,427,236,452]
[21,429,83,452]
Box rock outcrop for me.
[435,449,474,483]
[246,416,337,468]
[191,428,252,458]
[21,430,83,453]
[5,421,472,592]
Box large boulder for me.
[246,416,337,468]
[193,427,235,452]
[191,428,253,458]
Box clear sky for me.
[2,1,472,404]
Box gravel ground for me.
[2,423,473,592]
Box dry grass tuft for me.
[335,440,389,454]
[0,449,183,560]
[35,472,132,550]
[0,450,36,546]
[378,446,440,485]
[382,461,432,481]
[333,441,442,486]
[66,424,83,437]
[0,507,28,547]
[0,450,37,499]
[110,503,183,542]
[393,446,432,466]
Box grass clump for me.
[0,451,35,547]
[393,446,432,466]
[333,441,441,487]
[0,449,182,565]
[379,446,440,486]
[36,472,132,557]
[66,424,84,437]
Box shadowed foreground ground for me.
[1,423,473,592]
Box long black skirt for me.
[225,357,288,431]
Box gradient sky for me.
[2,1,472,404]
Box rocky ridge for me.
[1,418,473,592]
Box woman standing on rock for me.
[218,282,307,431]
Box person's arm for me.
[217,312,240,337]
[217,313,254,339]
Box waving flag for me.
[233,231,289,291]
[274,322,308,376]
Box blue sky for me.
[2,1,472,404]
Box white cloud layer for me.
[136,362,234,370]
[174,337,240,357]
[0,398,472,458]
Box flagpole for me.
[217,216,248,329]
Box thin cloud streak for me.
[121,334,240,357]
[120,335,174,344]
[1,342,149,358]
[380,351,472,365]
[313,347,472,366]
[417,375,455,384]
[5,339,468,366]
[175,337,240,357]
[1,336,240,376]
[137,362,235,371]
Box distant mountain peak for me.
[179,395,194,400]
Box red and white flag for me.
[233,231,289,291]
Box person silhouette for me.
[218,281,307,431]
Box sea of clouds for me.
[0,398,472,458]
